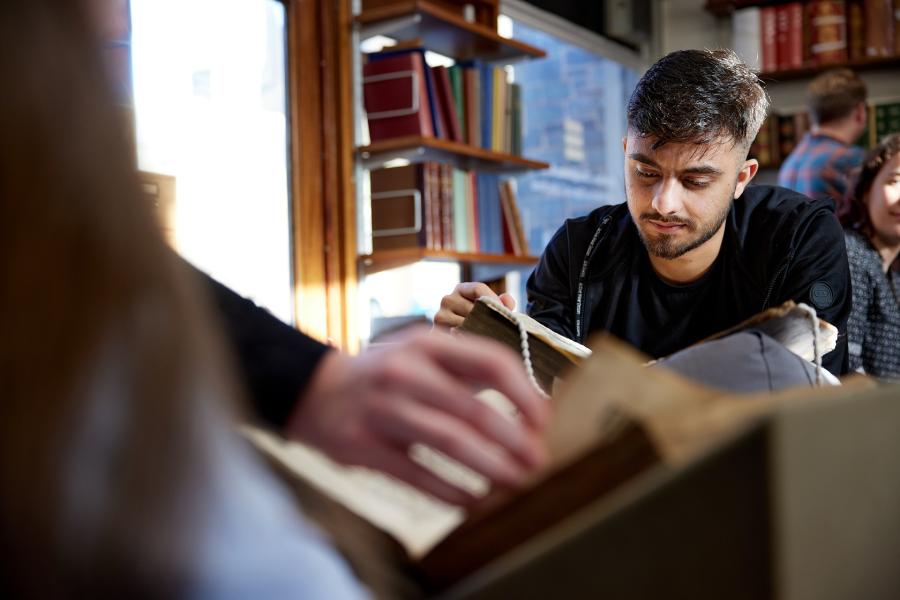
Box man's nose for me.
[651,179,683,215]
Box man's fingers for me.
[374,350,545,469]
[438,293,475,321]
[435,282,500,328]
[367,398,529,489]
[456,281,499,301]
[499,293,516,310]
[433,307,466,329]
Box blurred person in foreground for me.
[840,134,900,379]
[778,68,868,208]
[0,0,547,595]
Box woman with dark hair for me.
[839,134,900,378]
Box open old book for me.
[246,302,849,593]
[458,296,838,394]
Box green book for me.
[511,83,522,156]
[448,66,467,145]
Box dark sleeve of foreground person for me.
[197,268,331,428]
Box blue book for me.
[476,173,504,253]
[476,173,488,252]
[488,174,503,253]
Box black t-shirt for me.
[587,221,797,361]
[527,188,852,374]
[616,250,725,358]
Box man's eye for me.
[684,178,710,189]
[636,169,658,179]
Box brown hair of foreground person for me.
[0,1,397,597]
[0,0,237,594]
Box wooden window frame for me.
[286,0,358,351]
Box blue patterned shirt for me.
[844,229,900,379]
[778,133,866,206]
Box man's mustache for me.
[640,212,693,227]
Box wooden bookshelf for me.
[359,136,549,172]
[759,56,900,83]
[360,248,538,274]
[356,0,545,63]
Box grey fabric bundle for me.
[651,331,830,394]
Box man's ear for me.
[622,135,628,154]
[734,158,759,199]
[855,101,868,125]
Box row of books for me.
[732,1,900,73]
[369,163,529,256]
[362,48,523,155]
[750,100,900,167]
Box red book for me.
[809,0,848,66]
[864,0,895,57]
[369,164,428,251]
[440,164,454,250]
[427,162,442,250]
[895,0,900,55]
[776,5,791,70]
[761,7,778,72]
[432,66,463,143]
[786,3,804,69]
[846,0,866,60]
[498,181,520,255]
[363,51,434,142]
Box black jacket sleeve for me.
[526,223,578,340]
[198,270,331,428]
[774,208,852,375]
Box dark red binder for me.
[363,51,434,142]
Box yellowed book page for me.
[478,295,591,362]
[245,428,468,559]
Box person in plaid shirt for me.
[778,69,867,209]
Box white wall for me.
[655,0,900,110]
[656,0,730,57]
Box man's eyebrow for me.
[627,152,723,176]
[628,152,659,167]
[682,165,724,176]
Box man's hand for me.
[286,327,548,506]
[434,282,516,329]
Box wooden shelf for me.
[759,56,900,83]
[360,248,538,274]
[359,136,549,172]
[356,0,545,63]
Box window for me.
[131,0,293,323]
[505,16,641,253]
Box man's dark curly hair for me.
[627,49,769,151]
[839,134,900,239]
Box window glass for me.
[508,20,640,253]
[131,0,293,323]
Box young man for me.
[778,68,868,208]
[436,49,851,375]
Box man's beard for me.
[636,195,732,260]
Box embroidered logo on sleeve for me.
[809,281,834,310]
